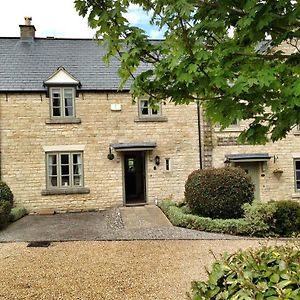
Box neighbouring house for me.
[0,18,299,213]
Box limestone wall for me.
[0,92,200,213]
[211,121,300,202]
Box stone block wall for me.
[211,122,300,202]
[0,92,200,213]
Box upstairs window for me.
[50,87,75,118]
[139,99,162,117]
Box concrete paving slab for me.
[119,205,172,228]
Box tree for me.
[75,0,300,144]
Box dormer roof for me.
[44,67,81,86]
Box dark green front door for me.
[124,152,146,205]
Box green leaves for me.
[74,0,300,143]
[191,245,300,300]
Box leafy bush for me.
[0,181,14,228]
[273,201,300,236]
[185,167,254,219]
[243,201,277,236]
[191,245,300,299]
[10,207,27,222]
[0,181,13,203]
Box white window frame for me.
[139,99,162,117]
[46,151,83,189]
[50,87,75,118]
[215,119,240,131]
[294,159,300,192]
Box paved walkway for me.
[0,205,240,242]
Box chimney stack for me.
[19,17,36,39]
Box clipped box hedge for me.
[159,200,254,236]
[159,200,300,237]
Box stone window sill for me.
[134,116,168,122]
[292,193,300,199]
[45,118,81,124]
[294,131,300,136]
[214,127,242,133]
[41,187,90,196]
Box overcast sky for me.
[0,0,163,39]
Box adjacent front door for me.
[124,152,146,205]
[236,162,261,201]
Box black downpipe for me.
[197,102,203,169]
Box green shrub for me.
[0,181,14,203]
[273,200,300,236]
[0,181,14,228]
[185,167,254,219]
[159,200,254,236]
[191,245,300,299]
[10,207,27,222]
[243,201,277,236]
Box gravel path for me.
[0,239,292,300]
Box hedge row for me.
[159,200,300,237]
[160,200,258,236]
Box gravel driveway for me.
[0,239,291,300]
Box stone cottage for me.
[0,19,299,213]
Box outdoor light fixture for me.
[155,155,160,166]
[107,147,114,160]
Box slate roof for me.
[0,37,145,92]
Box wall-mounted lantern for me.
[107,147,115,160]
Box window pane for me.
[296,171,300,180]
[65,107,73,116]
[53,108,61,116]
[64,88,73,97]
[73,164,82,175]
[152,108,158,115]
[61,165,70,176]
[48,155,57,165]
[297,181,300,190]
[49,176,58,187]
[296,161,300,170]
[49,165,57,176]
[73,176,82,186]
[64,97,73,107]
[73,154,81,164]
[61,176,70,187]
[53,98,61,107]
[61,154,69,165]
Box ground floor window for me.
[295,159,300,191]
[47,152,83,188]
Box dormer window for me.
[51,87,75,118]
[44,67,81,124]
